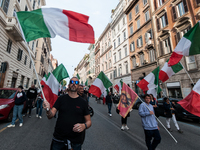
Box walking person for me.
[149,94,159,118]
[36,89,44,119]
[106,92,113,117]
[163,97,183,133]
[7,86,26,127]
[43,77,91,150]
[26,84,37,118]
[139,94,161,150]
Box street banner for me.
[17,8,95,43]
[118,83,138,118]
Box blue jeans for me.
[11,104,24,125]
[36,99,43,116]
[107,103,112,114]
[50,139,82,150]
[144,129,161,150]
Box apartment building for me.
[124,0,157,94]
[94,40,100,78]
[87,44,95,85]
[151,0,200,98]
[111,0,132,91]
[0,0,46,89]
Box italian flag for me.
[76,73,80,80]
[41,72,51,86]
[85,79,88,86]
[16,8,95,43]
[178,79,200,117]
[103,88,109,105]
[114,80,123,93]
[89,71,112,98]
[43,64,69,108]
[159,59,183,82]
[168,21,200,66]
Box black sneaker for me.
[167,128,173,132]
[178,129,183,133]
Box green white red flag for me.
[117,83,138,118]
[103,88,109,105]
[16,8,95,43]
[114,80,123,93]
[89,71,112,98]
[178,79,200,117]
[168,21,200,66]
[42,64,69,108]
[159,59,183,82]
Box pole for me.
[180,62,195,85]
[138,97,178,143]
[15,12,47,103]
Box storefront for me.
[166,82,182,98]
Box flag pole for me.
[15,12,47,103]
[180,62,195,85]
[137,97,178,143]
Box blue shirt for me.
[138,102,158,130]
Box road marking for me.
[0,127,7,133]
[95,109,147,149]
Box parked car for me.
[0,88,26,122]
[156,97,200,122]
[132,96,145,109]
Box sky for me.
[44,0,119,83]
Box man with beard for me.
[78,85,88,105]
[43,77,91,150]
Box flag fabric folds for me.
[42,64,68,108]
[85,79,88,86]
[17,8,95,43]
[168,21,200,66]
[178,79,200,117]
[117,83,138,118]
[159,59,183,82]
[103,88,109,105]
[89,71,112,98]
[114,80,123,93]
[76,73,80,80]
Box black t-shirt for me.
[53,94,90,144]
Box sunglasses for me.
[70,80,79,85]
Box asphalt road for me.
[0,97,200,150]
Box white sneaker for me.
[121,126,125,130]
[124,125,129,130]
[19,123,23,127]
[7,124,15,128]
[109,114,112,117]
[39,116,42,119]
[36,114,38,117]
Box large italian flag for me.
[42,64,69,108]
[178,79,200,117]
[16,8,95,43]
[159,59,183,82]
[89,71,112,98]
[168,21,200,66]
[41,72,51,86]
[114,80,123,93]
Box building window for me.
[123,17,125,25]
[26,78,30,88]
[119,50,121,60]
[130,41,135,52]
[32,41,35,50]
[29,60,32,69]
[159,0,163,6]
[123,30,126,41]
[106,54,108,59]
[25,5,28,11]
[132,57,136,68]
[130,25,133,35]
[6,39,12,53]
[114,68,117,78]
[34,79,37,85]
[109,60,112,68]
[124,46,127,57]
[1,0,10,14]
[110,73,112,79]
[38,0,40,6]
[114,54,116,63]
[114,41,116,49]
[33,0,36,9]
[128,12,132,21]
[175,26,191,44]
[163,38,171,54]
[135,4,139,14]
[20,75,24,86]
[149,49,155,62]
[17,49,23,61]
[118,24,120,31]
[137,19,140,29]
[118,67,122,76]
[145,29,152,43]
[196,0,200,5]
[24,55,27,65]
[143,0,147,5]
[140,53,144,66]
[125,63,129,74]
[118,36,120,46]
[13,9,16,17]
[186,56,197,70]
[145,10,150,22]
[137,36,143,48]
[161,13,168,28]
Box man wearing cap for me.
[43,77,92,150]
[7,85,26,127]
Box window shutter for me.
[141,37,143,46]
[157,18,160,31]
[177,32,181,43]
[164,13,168,25]
[133,42,135,51]
[162,0,165,3]
[137,39,139,47]
[145,33,147,43]
[159,41,164,56]
[182,0,188,13]
[130,44,132,51]
[154,0,157,10]
[168,37,172,52]
[174,34,177,46]
[171,6,177,21]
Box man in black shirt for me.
[26,84,37,117]
[43,77,91,150]
[78,85,88,105]
[106,92,113,117]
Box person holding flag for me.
[139,94,161,150]
[43,77,91,150]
